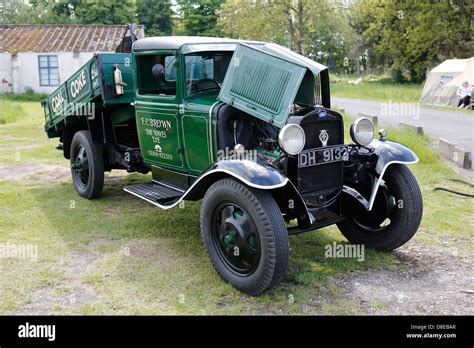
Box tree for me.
[219,0,289,44]
[352,0,474,82]
[75,0,136,25]
[136,0,173,36]
[176,0,224,36]
[1,0,136,25]
[0,0,75,24]
[219,0,356,72]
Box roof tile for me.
[0,24,144,53]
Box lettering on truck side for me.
[141,117,172,130]
[51,91,65,114]
[70,70,87,98]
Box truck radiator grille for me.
[296,109,344,205]
[230,55,291,114]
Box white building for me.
[0,24,144,94]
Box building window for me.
[38,55,59,86]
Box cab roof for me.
[132,36,262,52]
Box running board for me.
[124,182,183,208]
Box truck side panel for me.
[43,53,135,138]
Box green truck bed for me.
[42,53,135,138]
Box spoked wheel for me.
[201,178,289,295]
[211,203,260,275]
[70,130,104,199]
[337,164,422,251]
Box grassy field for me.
[0,100,27,125]
[0,99,472,315]
[331,79,422,103]
[330,75,473,114]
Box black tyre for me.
[70,130,104,199]
[337,164,422,251]
[200,178,289,295]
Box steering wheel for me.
[188,78,221,93]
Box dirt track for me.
[331,242,473,315]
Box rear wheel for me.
[200,178,289,295]
[337,164,422,251]
[70,130,104,199]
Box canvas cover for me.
[420,57,474,106]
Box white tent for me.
[420,57,474,107]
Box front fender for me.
[368,139,419,210]
[183,159,289,201]
[193,159,313,226]
[205,159,289,189]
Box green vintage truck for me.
[43,35,423,295]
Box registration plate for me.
[298,145,349,168]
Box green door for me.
[134,52,186,172]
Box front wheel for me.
[200,178,289,295]
[337,164,422,251]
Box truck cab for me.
[132,37,241,176]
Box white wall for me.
[0,53,13,93]
[2,51,94,94]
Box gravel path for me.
[332,241,473,315]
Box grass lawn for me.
[330,76,474,114]
[331,80,422,103]
[0,99,472,315]
[0,100,27,124]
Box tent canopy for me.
[420,57,474,107]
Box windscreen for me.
[184,51,233,96]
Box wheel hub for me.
[73,145,89,187]
[212,203,260,275]
[353,184,395,231]
[223,232,235,246]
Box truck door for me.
[134,52,186,172]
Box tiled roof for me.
[0,24,145,53]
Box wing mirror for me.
[152,64,165,78]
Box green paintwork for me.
[43,53,135,137]
[224,233,235,246]
[133,50,184,171]
[43,38,328,178]
[99,53,135,106]
[133,49,217,175]
[218,44,306,128]
[218,44,323,128]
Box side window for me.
[137,54,177,96]
[38,55,60,86]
